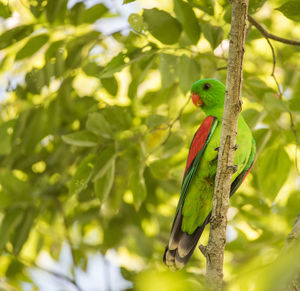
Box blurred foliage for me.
[0,0,299,290]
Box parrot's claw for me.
[214,147,219,152]
[228,165,238,173]
[233,144,238,151]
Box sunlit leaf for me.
[0,25,34,50]
[189,0,214,16]
[143,8,182,44]
[46,0,67,23]
[11,207,35,255]
[15,34,49,60]
[94,159,115,203]
[101,76,118,96]
[146,114,168,129]
[69,2,85,26]
[82,3,108,23]
[0,208,23,249]
[174,0,201,44]
[257,145,291,200]
[62,130,99,147]
[248,0,267,14]
[0,2,11,18]
[93,146,116,181]
[177,54,201,93]
[69,154,96,195]
[202,22,223,49]
[130,169,147,210]
[0,120,14,155]
[276,1,300,22]
[128,13,147,33]
[86,112,113,139]
[159,54,178,89]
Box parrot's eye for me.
[203,83,211,90]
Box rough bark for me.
[199,1,249,290]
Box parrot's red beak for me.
[191,92,204,107]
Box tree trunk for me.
[199,1,249,290]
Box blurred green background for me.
[0,0,299,290]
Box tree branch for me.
[203,1,249,289]
[264,37,300,175]
[248,15,300,46]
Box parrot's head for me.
[190,79,225,117]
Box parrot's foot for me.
[228,165,238,173]
[214,147,219,152]
[233,144,238,151]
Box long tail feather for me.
[163,212,211,269]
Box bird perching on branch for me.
[164,79,255,269]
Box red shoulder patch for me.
[184,116,215,175]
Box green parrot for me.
[163,79,256,269]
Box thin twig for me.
[146,97,190,158]
[264,37,300,175]
[248,15,300,46]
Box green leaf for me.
[0,25,34,50]
[101,77,118,96]
[276,1,300,22]
[30,0,46,18]
[82,3,108,23]
[257,145,291,200]
[150,159,170,180]
[145,114,168,129]
[101,106,132,132]
[128,13,147,33]
[189,0,214,16]
[0,208,24,249]
[45,40,65,60]
[62,130,99,147]
[11,207,35,255]
[123,0,136,3]
[86,112,113,139]
[25,68,45,94]
[177,54,201,93]
[174,0,200,44]
[242,109,261,130]
[248,0,267,14]
[130,170,147,210]
[159,54,177,89]
[101,48,156,79]
[69,2,85,26]
[0,120,14,155]
[0,2,11,18]
[46,0,67,23]
[69,154,96,195]
[264,93,289,112]
[202,22,223,49]
[15,34,49,60]
[93,146,116,181]
[161,132,185,158]
[65,31,100,69]
[143,8,182,44]
[94,159,115,203]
